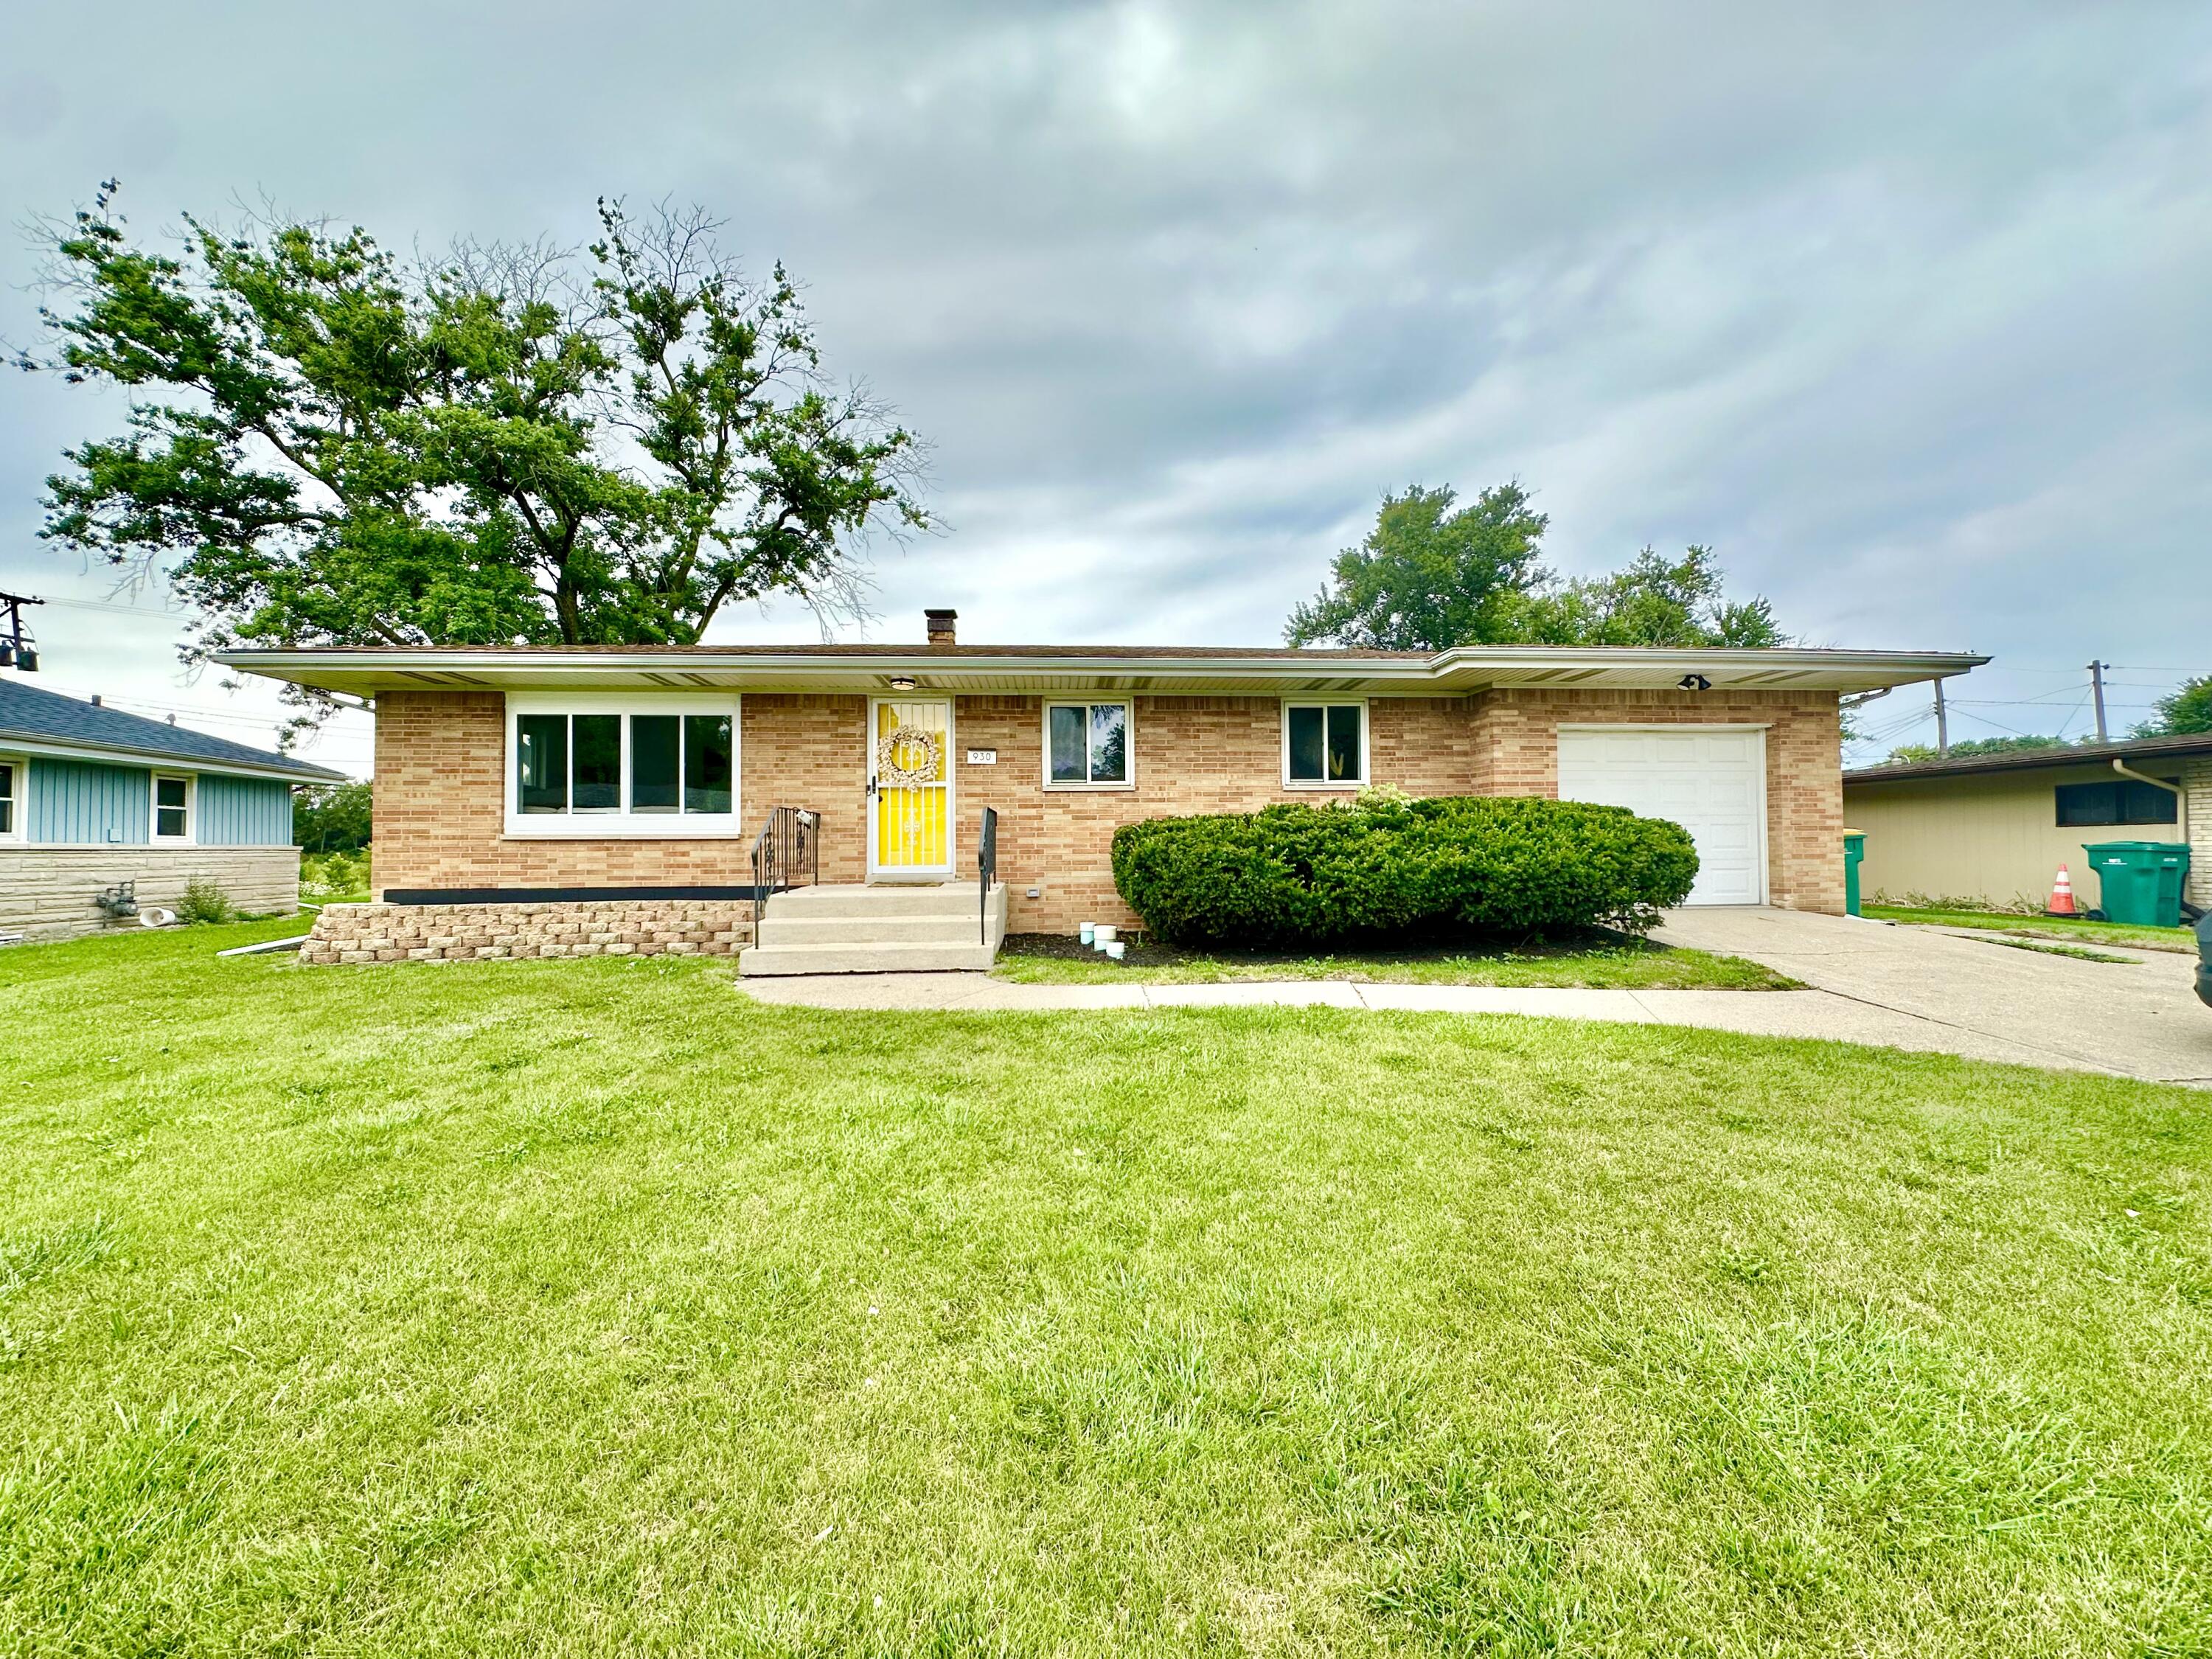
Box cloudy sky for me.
[3,0,2206,775]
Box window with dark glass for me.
[517,714,568,813]
[2055,779,2179,827]
[154,775,189,838]
[1286,703,1363,784]
[572,715,622,811]
[1047,702,1130,785]
[630,716,680,813]
[684,715,734,814]
[515,709,737,819]
[0,760,13,837]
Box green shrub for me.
[300,848,372,900]
[1110,796,1699,947]
[175,880,238,926]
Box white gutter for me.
[215,644,1989,692]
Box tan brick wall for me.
[369,686,1846,932]
[2183,758,2212,909]
[299,900,752,964]
[372,689,867,893]
[955,695,1494,931]
[0,845,299,942]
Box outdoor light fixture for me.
[888,675,917,692]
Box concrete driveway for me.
[1652,907,2212,1085]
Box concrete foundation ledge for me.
[299,900,755,964]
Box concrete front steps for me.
[737,881,1009,975]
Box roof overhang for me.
[213,645,1988,701]
[0,728,346,785]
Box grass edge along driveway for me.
[1,919,2208,1655]
[1865,903,2197,954]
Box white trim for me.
[1040,698,1136,791]
[150,771,196,845]
[867,695,956,879]
[1280,698,1369,790]
[1555,725,1770,907]
[0,751,23,844]
[500,692,743,839]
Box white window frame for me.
[1281,699,1369,790]
[151,771,196,844]
[1041,699,1136,791]
[0,752,24,844]
[502,692,744,839]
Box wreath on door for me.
[875,726,942,788]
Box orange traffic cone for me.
[2046,864,2076,916]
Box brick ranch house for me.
[221,614,1980,969]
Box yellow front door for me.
[870,698,953,874]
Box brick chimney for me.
[925,608,958,647]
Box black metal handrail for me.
[750,805,821,933]
[978,805,998,945]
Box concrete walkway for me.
[1651,906,2212,1085]
[740,907,2212,1085]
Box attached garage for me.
[1556,726,1767,905]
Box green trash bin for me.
[1843,830,1866,917]
[2079,841,2192,928]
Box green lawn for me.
[1865,904,2198,954]
[994,930,1795,988]
[3,920,2210,1655]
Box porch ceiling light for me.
[888,675,918,692]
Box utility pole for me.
[1933,678,1950,758]
[0,591,42,672]
[2088,660,2109,742]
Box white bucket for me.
[1105,940,1127,961]
[1094,924,1117,945]
[1079,922,1096,945]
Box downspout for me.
[2112,757,2183,838]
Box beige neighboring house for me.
[221,611,1977,970]
[1843,733,2212,912]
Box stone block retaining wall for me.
[299,900,754,964]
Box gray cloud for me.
[2,0,2207,771]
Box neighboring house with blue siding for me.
[0,676,347,942]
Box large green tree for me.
[1517,545,1788,648]
[21,184,927,680]
[1284,483,1551,650]
[2135,675,2212,737]
[1287,484,1787,650]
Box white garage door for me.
[1556,728,1767,906]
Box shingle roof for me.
[0,675,347,782]
[1845,729,2212,785]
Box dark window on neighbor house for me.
[2054,779,2179,827]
